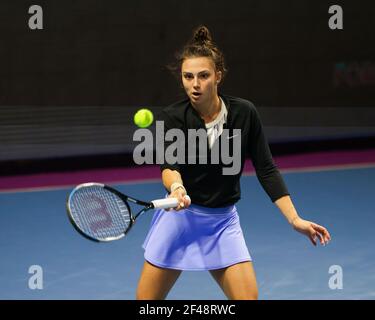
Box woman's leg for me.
[136,260,182,300]
[209,261,258,300]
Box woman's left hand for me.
[292,217,331,246]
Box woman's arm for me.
[162,169,191,210]
[275,195,331,246]
[246,105,331,246]
[162,169,183,191]
[274,195,299,224]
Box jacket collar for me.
[187,93,232,129]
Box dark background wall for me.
[0,0,374,169]
[1,0,374,107]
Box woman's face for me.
[181,56,222,106]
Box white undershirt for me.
[205,98,228,149]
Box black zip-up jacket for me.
[158,94,289,208]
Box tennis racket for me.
[66,182,190,242]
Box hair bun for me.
[192,26,212,44]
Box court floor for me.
[1,159,375,299]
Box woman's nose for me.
[193,76,200,88]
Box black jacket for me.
[158,94,289,207]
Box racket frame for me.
[66,182,155,242]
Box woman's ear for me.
[216,71,222,84]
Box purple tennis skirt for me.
[142,203,252,271]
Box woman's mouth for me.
[192,92,202,98]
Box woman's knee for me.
[229,284,258,300]
[136,287,166,300]
[241,289,258,300]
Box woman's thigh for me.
[136,260,182,300]
[209,261,258,300]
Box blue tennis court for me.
[1,163,374,299]
[1,0,374,303]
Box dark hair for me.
[168,26,227,83]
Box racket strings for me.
[69,186,131,241]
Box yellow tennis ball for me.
[134,108,154,128]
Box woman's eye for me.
[200,73,209,79]
[184,74,193,80]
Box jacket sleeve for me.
[247,104,290,202]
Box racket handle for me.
[152,195,191,209]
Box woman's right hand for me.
[169,188,191,211]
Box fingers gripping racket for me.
[66,182,189,242]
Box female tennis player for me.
[136,26,331,300]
